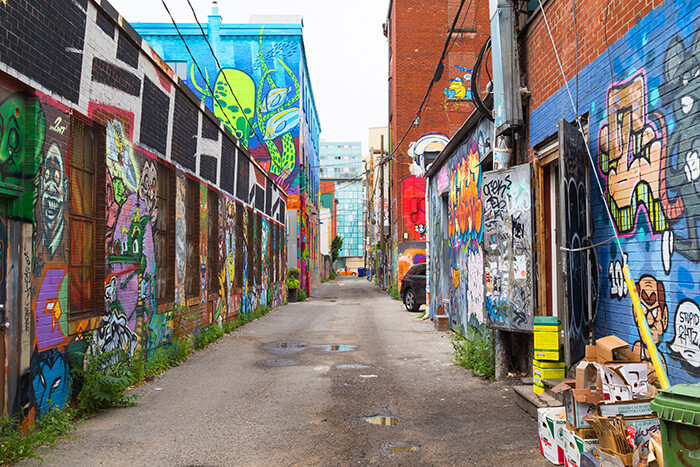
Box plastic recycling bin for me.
[650,383,700,466]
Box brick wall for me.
[523,0,700,384]
[0,0,288,420]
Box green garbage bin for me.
[650,383,700,466]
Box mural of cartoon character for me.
[661,31,700,273]
[39,142,67,258]
[632,275,668,377]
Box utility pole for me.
[379,136,386,290]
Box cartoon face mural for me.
[138,160,158,224]
[39,142,67,257]
[408,132,449,174]
[527,0,700,383]
[30,349,70,416]
[186,30,302,194]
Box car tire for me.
[403,288,419,312]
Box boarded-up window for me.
[69,118,105,320]
[208,189,219,294]
[155,162,175,304]
[185,177,200,297]
[235,204,244,288]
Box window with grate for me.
[208,188,219,294]
[185,177,200,297]
[235,204,244,288]
[69,117,105,320]
[155,162,175,304]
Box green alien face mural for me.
[191,66,256,147]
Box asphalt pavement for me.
[22,277,548,466]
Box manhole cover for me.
[262,341,309,355]
[367,416,399,426]
[256,359,301,367]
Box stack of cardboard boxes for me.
[534,316,566,394]
[537,336,661,466]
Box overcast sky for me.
[109,0,389,155]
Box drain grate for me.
[390,445,418,454]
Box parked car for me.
[336,268,357,276]
[400,263,426,312]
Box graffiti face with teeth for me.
[40,142,67,257]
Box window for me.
[69,118,105,319]
[185,177,200,297]
[208,189,219,294]
[155,162,175,304]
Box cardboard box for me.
[625,416,660,452]
[598,399,654,418]
[563,424,600,467]
[535,359,566,380]
[553,381,603,428]
[605,363,649,396]
[538,407,567,465]
[588,336,639,363]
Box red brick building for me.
[385,0,491,288]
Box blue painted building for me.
[134,10,323,291]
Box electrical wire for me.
[182,0,271,156]
[381,0,474,167]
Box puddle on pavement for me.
[262,341,309,355]
[367,416,399,426]
[336,363,372,370]
[256,358,301,367]
[324,344,357,352]
[390,445,418,454]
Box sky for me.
[109,0,390,155]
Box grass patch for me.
[297,289,307,301]
[0,405,75,464]
[389,285,400,300]
[450,326,495,380]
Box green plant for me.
[329,270,336,280]
[389,284,400,300]
[331,235,344,263]
[287,267,300,280]
[146,347,172,376]
[287,278,300,290]
[0,405,75,464]
[450,326,495,380]
[297,289,307,301]
[73,348,139,417]
[194,324,225,350]
[170,337,193,364]
[172,303,197,339]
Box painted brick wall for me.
[524,0,700,384]
[388,0,491,288]
[0,0,288,421]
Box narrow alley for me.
[21,278,545,466]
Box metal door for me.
[558,119,591,366]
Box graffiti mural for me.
[187,28,302,194]
[483,164,533,331]
[443,65,473,109]
[397,245,426,292]
[428,123,491,335]
[528,0,700,383]
[401,176,427,240]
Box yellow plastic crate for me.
[534,330,559,349]
[534,348,561,360]
[534,360,565,380]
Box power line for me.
[381,0,474,167]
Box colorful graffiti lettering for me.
[34,268,68,351]
[598,70,667,237]
[397,246,426,291]
[670,299,700,369]
[449,142,482,251]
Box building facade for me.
[385,0,491,291]
[426,0,700,385]
[319,142,364,269]
[0,0,288,421]
[133,11,321,294]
